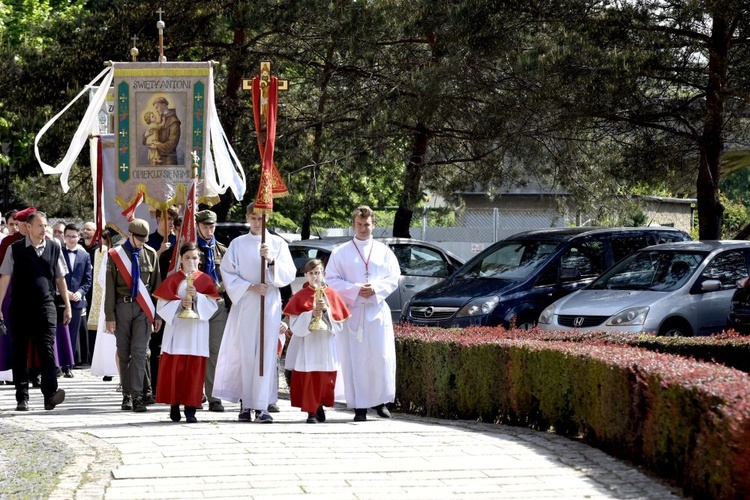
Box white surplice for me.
[325,238,400,408]
[90,251,119,377]
[157,279,218,357]
[212,231,295,409]
[286,309,340,373]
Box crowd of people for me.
[0,204,400,424]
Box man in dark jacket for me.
[0,211,70,411]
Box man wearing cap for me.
[195,209,228,412]
[0,211,70,411]
[105,218,162,413]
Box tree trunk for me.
[697,11,728,239]
[394,122,429,238]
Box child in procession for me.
[153,242,220,423]
[283,259,350,423]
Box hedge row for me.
[394,326,750,499]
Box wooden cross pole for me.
[242,61,288,377]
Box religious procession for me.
[0,13,401,426]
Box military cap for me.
[14,207,37,222]
[195,210,217,224]
[128,218,150,237]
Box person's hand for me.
[68,291,81,302]
[279,321,289,334]
[159,241,171,254]
[152,319,162,333]
[186,283,196,297]
[106,321,116,334]
[358,283,375,299]
[313,296,326,314]
[63,306,72,326]
[182,297,192,310]
[249,283,268,296]
[259,243,273,264]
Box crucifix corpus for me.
[243,61,289,377]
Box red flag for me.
[251,76,288,213]
[121,190,144,223]
[167,177,197,276]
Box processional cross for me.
[241,62,288,377]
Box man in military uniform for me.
[104,219,162,413]
[195,210,228,412]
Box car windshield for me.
[589,250,706,291]
[456,240,560,280]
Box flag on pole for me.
[167,175,197,276]
[251,76,288,214]
[120,190,145,222]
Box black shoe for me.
[374,404,391,418]
[121,394,133,411]
[55,367,62,378]
[353,408,367,422]
[208,401,225,412]
[306,413,317,423]
[184,407,197,423]
[238,408,252,422]
[143,394,156,405]
[16,400,29,411]
[267,403,280,413]
[44,389,65,410]
[102,376,113,382]
[170,405,181,422]
[316,405,326,423]
[63,368,74,378]
[132,396,147,412]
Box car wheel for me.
[658,319,692,337]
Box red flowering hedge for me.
[394,325,750,499]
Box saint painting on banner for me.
[139,94,183,166]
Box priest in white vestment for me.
[212,205,295,423]
[326,206,400,421]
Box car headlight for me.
[456,296,500,318]
[538,304,556,325]
[606,306,649,327]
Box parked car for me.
[538,241,750,336]
[728,276,750,334]
[288,237,464,322]
[401,227,691,329]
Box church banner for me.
[114,62,215,209]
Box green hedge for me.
[394,327,750,499]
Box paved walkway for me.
[0,370,681,499]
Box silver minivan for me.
[538,241,750,336]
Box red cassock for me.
[154,271,219,407]
[283,283,350,413]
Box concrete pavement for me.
[0,369,681,499]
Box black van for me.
[402,227,691,329]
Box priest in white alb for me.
[212,204,295,423]
[325,205,401,421]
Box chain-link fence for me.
[315,208,571,261]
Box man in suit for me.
[61,223,93,376]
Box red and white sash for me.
[108,246,156,323]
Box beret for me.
[15,207,37,222]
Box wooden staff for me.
[259,214,266,377]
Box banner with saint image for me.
[114,61,215,210]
